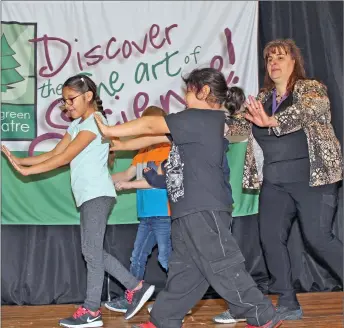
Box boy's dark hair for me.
[63,74,106,117]
[182,68,245,115]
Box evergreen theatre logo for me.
[1,22,37,140]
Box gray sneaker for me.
[125,282,155,320]
[104,295,129,313]
[147,303,192,315]
[212,310,246,324]
[276,305,303,320]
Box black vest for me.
[252,94,310,183]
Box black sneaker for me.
[276,305,303,320]
[59,306,103,327]
[124,281,155,320]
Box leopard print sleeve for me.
[272,79,330,136]
[224,111,251,137]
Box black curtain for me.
[1,224,168,305]
[2,208,342,305]
[258,1,343,144]
[2,1,343,305]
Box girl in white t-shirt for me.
[2,74,155,328]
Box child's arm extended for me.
[95,114,170,139]
[2,132,72,166]
[2,131,96,176]
[115,162,167,191]
[110,135,170,152]
[115,179,152,191]
[111,165,137,183]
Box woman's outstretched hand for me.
[244,95,278,128]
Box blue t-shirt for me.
[135,161,169,218]
[132,145,170,218]
[67,113,116,207]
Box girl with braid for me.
[1,74,155,328]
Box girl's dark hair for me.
[182,68,245,115]
[63,74,106,117]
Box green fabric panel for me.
[1,151,138,225]
[1,145,259,225]
[228,142,259,217]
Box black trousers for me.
[259,180,343,308]
[232,215,270,293]
[150,210,275,328]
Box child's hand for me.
[142,166,166,189]
[94,113,111,137]
[2,144,12,159]
[2,145,19,164]
[2,146,29,176]
[115,181,132,191]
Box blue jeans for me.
[130,216,172,280]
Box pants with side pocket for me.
[150,210,275,328]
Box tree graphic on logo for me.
[1,33,24,92]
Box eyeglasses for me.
[59,92,86,106]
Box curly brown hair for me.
[141,106,167,117]
[262,39,307,93]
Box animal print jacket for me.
[225,79,343,189]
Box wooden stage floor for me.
[2,292,343,328]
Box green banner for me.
[1,22,37,141]
[1,143,259,225]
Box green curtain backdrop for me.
[1,143,258,225]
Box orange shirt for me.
[132,143,171,167]
[132,143,171,217]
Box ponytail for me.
[224,86,246,115]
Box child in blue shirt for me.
[105,107,172,314]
